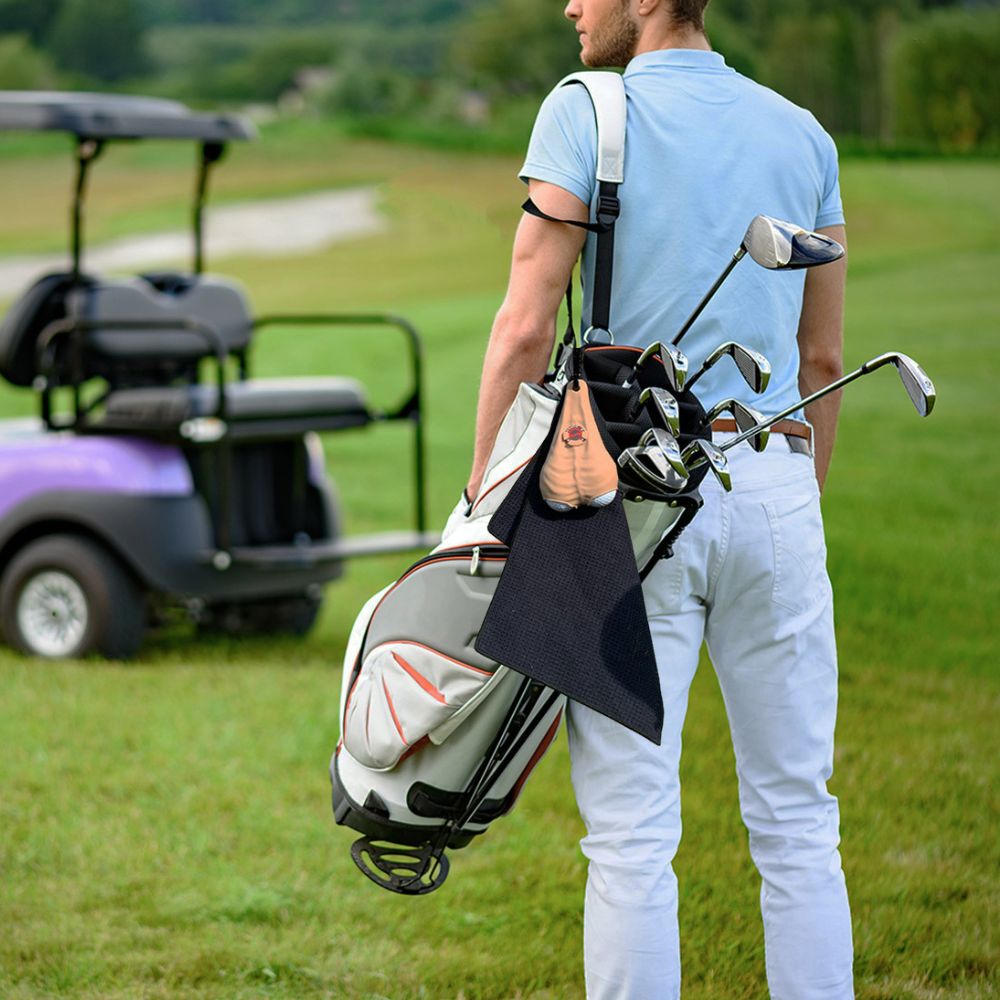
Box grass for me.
[0,126,997,999]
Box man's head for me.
[564,0,711,68]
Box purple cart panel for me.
[0,419,192,523]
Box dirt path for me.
[0,187,384,299]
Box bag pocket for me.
[343,640,496,770]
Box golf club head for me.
[640,386,681,437]
[640,446,689,492]
[682,439,733,492]
[697,342,771,394]
[703,399,770,453]
[618,446,672,492]
[638,426,687,477]
[628,342,689,392]
[742,215,846,270]
[864,352,937,417]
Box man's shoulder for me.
[732,71,836,146]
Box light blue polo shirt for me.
[520,48,845,419]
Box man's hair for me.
[670,0,711,31]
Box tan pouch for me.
[540,380,619,510]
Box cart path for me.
[0,186,384,299]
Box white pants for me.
[567,437,854,999]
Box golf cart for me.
[0,91,438,659]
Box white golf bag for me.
[330,74,696,894]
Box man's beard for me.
[582,1,639,68]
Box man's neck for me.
[634,25,711,58]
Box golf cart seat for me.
[0,270,376,438]
[102,377,371,438]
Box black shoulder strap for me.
[523,73,625,344]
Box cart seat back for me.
[0,271,253,389]
[0,272,90,387]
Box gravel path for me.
[0,187,384,298]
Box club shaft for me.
[672,248,745,347]
[719,362,876,452]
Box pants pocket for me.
[763,491,829,615]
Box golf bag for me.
[331,73,711,894]
[332,381,566,894]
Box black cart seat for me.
[102,378,372,440]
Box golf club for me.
[681,439,732,491]
[639,426,688,477]
[618,446,673,492]
[688,352,936,465]
[700,398,770,453]
[639,385,681,437]
[623,341,688,392]
[640,446,689,493]
[671,215,845,346]
[685,342,772,395]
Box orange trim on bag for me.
[377,640,494,677]
[506,711,563,807]
[398,735,430,764]
[392,651,448,704]
[472,457,533,513]
[381,677,408,746]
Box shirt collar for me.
[624,48,732,76]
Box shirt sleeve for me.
[519,84,598,208]
[815,128,845,229]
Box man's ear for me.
[637,0,664,16]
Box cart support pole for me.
[71,139,104,280]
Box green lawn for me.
[0,128,997,999]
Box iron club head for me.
[860,352,936,417]
[626,342,689,392]
[639,385,681,437]
[638,426,687,477]
[702,398,770,452]
[743,215,846,270]
[687,341,772,395]
[682,439,732,492]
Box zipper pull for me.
[470,546,481,576]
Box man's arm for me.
[465,180,588,500]
[796,224,847,492]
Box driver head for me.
[743,215,845,270]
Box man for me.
[465,1,852,997]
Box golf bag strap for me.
[523,71,626,341]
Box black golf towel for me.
[474,386,664,745]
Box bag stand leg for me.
[347,678,559,895]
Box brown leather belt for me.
[711,417,813,455]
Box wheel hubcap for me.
[16,571,89,658]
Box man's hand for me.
[466,180,588,500]
[797,224,847,493]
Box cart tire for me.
[0,535,146,660]
[200,593,323,638]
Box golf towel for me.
[475,389,664,745]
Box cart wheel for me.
[0,535,145,660]
[200,592,323,638]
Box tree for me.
[47,0,149,82]
[451,0,579,97]
[0,34,57,89]
[0,0,62,46]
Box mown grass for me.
[0,128,997,999]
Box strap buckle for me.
[596,194,620,229]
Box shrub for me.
[892,8,1000,151]
[0,33,56,89]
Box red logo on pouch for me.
[563,424,586,447]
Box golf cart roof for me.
[0,91,255,142]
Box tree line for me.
[0,0,997,153]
